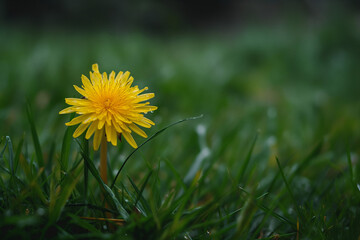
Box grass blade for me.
[110,115,203,189]
[82,136,89,215]
[26,103,45,169]
[346,147,360,197]
[164,159,187,191]
[75,139,129,220]
[26,103,48,192]
[49,161,83,223]
[128,170,153,215]
[237,132,258,183]
[60,113,75,172]
[5,136,14,176]
[0,136,8,157]
[288,140,323,183]
[46,140,56,174]
[276,157,301,224]
[239,187,295,226]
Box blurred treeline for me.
[1,0,360,32]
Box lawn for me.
[1,16,360,239]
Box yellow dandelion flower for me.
[59,63,157,150]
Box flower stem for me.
[100,134,108,185]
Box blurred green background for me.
[1,0,360,172]
[1,1,360,238]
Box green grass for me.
[1,16,360,239]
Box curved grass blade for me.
[346,147,360,197]
[128,170,153,215]
[110,115,203,189]
[26,103,44,169]
[49,161,83,223]
[164,159,187,191]
[5,136,14,176]
[276,157,302,223]
[0,136,8,157]
[60,113,76,172]
[47,140,56,174]
[75,139,129,220]
[66,203,118,214]
[288,140,323,183]
[238,186,294,226]
[237,132,258,183]
[14,135,24,175]
[82,136,90,215]
[26,103,48,191]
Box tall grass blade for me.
[346,147,360,197]
[239,186,295,226]
[14,135,24,174]
[288,140,323,183]
[60,113,75,172]
[111,115,203,189]
[5,136,14,177]
[173,171,201,227]
[26,103,45,169]
[82,136,89,215]
[0,136,8,157]
[276,157,301,224]
[237,132,258,183]
[47,140,56,174]
[26,103,48,192]
[127,176,148,216]
[128,170,153,214]
[75,139,129,220]
[49,161,83,223]
[164,159,187,191]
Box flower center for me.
[104,98,112,110]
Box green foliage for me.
[1,17,360,239]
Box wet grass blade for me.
[47,140,56,174]
[49,161,83,223]
[128,170,153,214]
[346,147,360,197]
[237,132,258,183]
[82,137,89,215]
[60,113,75,172]
[127,178,148,216]
[276,157,302,223]
[239,186,295,226]
[172,171,201,229]
[26,103,45,169]
[26,103,48,192]
[5,136,14,177]
[164,159,187,191]
[75,139,129,220]
[0,136,8,157]
[110,115,203,189]
[288,140,323,183]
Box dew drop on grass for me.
[267,107,277,119]
[357,183,360,192]
[36,208,45,216]
[266,136,276,146]
[196,124,206,136]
